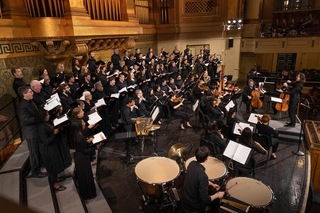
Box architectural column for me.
[120,0,139,22]
[63,0,90,19]
[2,0,29,19]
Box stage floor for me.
[97,108,310,213]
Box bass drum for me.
[185,156,228,184]
[226,177,275,212]
[135,157,180,196]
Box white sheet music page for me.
[95,98,106,107]
[111,93,120,99]
[233,144,252,165]
[118,87,127,93]
[88,112,102,125]
[233,122,252,135]
[192,100,199,112]
[223,140,239,159]
[225,100,235,112]
[92,131,107,144]
[151,107,160,121]
[271,97,282,103]
[248,113,263,124]
[53,114,68,127]
[44,98,61,111]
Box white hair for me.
[30,80,40,88]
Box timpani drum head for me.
[185,156,227,181]
[226,177,273,207]
[135,157,180,184]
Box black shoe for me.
[286,122,291,125]
[31,173,47,178]
[54,185,67,191]
[285,124,295,127]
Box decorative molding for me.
[0,42,39,55]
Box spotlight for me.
[228,20,231,24]
[238,26,241,30]
[233,20,236,23]
[238,19,242,23]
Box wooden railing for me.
[24,0,65,17]
[84,0,121,21]
[135,0,149,24]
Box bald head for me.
[30,80,42,93]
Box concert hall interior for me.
[1,0,320,213]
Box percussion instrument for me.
[135,117,153,135]
[168,143,189,162]
[135,157,180,196]
[145,124,161,131]
[226,177,275,212]
[185,156,228,183]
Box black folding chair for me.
[200,138,217,157]
[253,133,272,168]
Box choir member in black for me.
[134,48,141,59]
[107,77,120,128]
[212,53,219,79]
[169,60,179,80]
[55,63,65,80]
[117,73,128,107]
[87,51,98,74]
[193,81,205,100]
[72,59,81,81]
[183,45,190,56]
[126,71,137,97]
[172,45,181,67]
[139,60,147,72]
[12,67,27,99]
[153,63,161,85]
[106,61,114,75]
[135,54,143,67]
[242,79,257,114]
[158,55,167,66]
[40,75,56,99]
[176,75,183,89]
[145,53,153,64]
[135,89,150,117]
[159,63,167,78]
[161,47,168,59]
[66,74,78,100]
[79,73,95,93]
[247,68,260,82]
[123,50,129,64]
[93,81,112,136]
[204,121,226,155]
[111,48,121,70]
[183,146,224,213]
[79,66,89,82]
[82,91,96,114]
[199,49,205,61]
[161,79,172,95]
[38,68,48,79]
[226,107,239,127]
[186,49,193,65]
[126,54,135,68]
[147,47,156,59]
[154,84,166,100]
[277,73,305,127]
[137,69,148,97]
[181,59,189,80]
[96,66,108,91]
[195,57,204,78]
[59,84,73,114]
[121,97,141,163]
[203,45,210,62]
[70,119,100,200]
[168,93,192,130]
[31,80,46,107]
[256,114,279,159]
[71,107,96,144]
[208,56,215,82]
[17,86,46,178]
[37,109,67,191]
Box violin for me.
[275,93,290,112]
[200,84,210,91]
[251,89,263,109]
[173,97,184,103]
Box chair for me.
[200,138,217,157]
[164,104,178,129]
[235,155,256,178]
[252,133,272,168]
[198,108,210,128]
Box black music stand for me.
[293,101,310,156]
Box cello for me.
[251,89,263,109]
[275,93,290,112]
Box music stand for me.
[293,101,310,156]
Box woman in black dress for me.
[37,109,66,191]
[168,93,192,130]
[70,119,101,200]
[226,107,239,127]
[239,127,267,155]
[204,121,226,155]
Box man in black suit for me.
[30,80,46,108]
[242,79,257,114]
[111,48,121,70]
[58,84,73,114]
[121,98,141,163]
[17,86,46,178]
[87,51,98,74]
[12,67,27,99]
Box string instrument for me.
[180,72,191,89]
[251,89,263,109]
[173,97,184,103]
[191,73,204,93]
[200,84,210,91]
[238,129,243,135]
[275,93,290,112]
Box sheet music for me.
[44,98,61,111]
[145,79,151,82]
[53,114,68,127]
[233,122,253,135]
[50,93,60,102]
[248,113,263,124]
[223,140,252,165]
[127,85,136,90]
[233,144,252,165]
[111,93,120,99]
[271,97,282,103]
[151,107,159,121]
[95,98,106,107]
[80,95,85,101]
[223,140,239,159]
[225,100,235,112]
[118,87,127,93]
[192,100,199,112]
[205,63,209,66]
[39,79,44,84]
[92,131,107,144]
[88,112,102,125]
